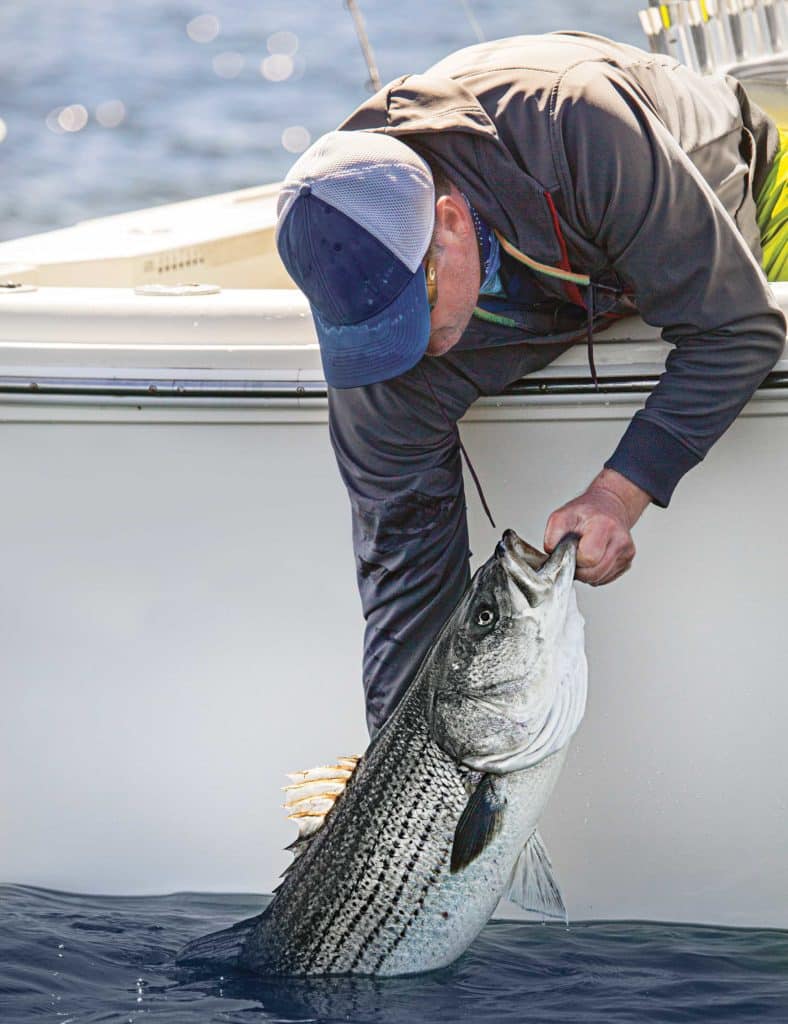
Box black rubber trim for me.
[0,371,786,399]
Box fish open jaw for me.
[496,530,578,607]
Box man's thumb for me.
[544,506,580,553]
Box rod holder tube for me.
[660,1,702,70]
[688,0,715,70]
[741,0,768,55]
[760,0,784,50]
[705,0,739,64]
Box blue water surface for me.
[0,0,643,243]
[2,885,787,1023]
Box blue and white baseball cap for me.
[275,130,436,389]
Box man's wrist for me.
[586,468,652,528]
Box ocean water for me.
[2,886,788,1023]
[0,0,644,244]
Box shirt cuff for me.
[604,416,701,509]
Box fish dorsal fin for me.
[506,830,567,922]
[282,755,361,858]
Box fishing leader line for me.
[418,363,498,531]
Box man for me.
[275,32,786,735]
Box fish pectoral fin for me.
[506,829,567,923]
[450,774,507,874]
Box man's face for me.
[426,186,481,357]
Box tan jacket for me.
[339,32,786,507]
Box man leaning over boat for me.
[274,32,787,734]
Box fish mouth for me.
[496,529,578,606]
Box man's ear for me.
[434,187,472,245]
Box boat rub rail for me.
[1,372,788,399]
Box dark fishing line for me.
[419,363,497,530]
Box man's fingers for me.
[575,520,610,569]
[574,538,614,583]
[543,508,581,553]
[600,558,634,585]
[547,510,625,577]
[575,530,636,585]
[544,475,642,587]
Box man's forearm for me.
[585,468,652,526]
[605,311,784,508]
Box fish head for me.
[428,529,587,774]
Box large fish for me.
[178,529,587,976]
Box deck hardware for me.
[134,283,221,297]
[0,281,37,293]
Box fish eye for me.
[475,606,496,628]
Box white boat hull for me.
[0,180,786,928]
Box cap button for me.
[299,184,312,197]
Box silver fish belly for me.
[178,530,587,977]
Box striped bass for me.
[178,529,587,976]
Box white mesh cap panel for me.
[275,130,435,273]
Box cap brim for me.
[311,271,431,389]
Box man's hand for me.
[544,469,651,586]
